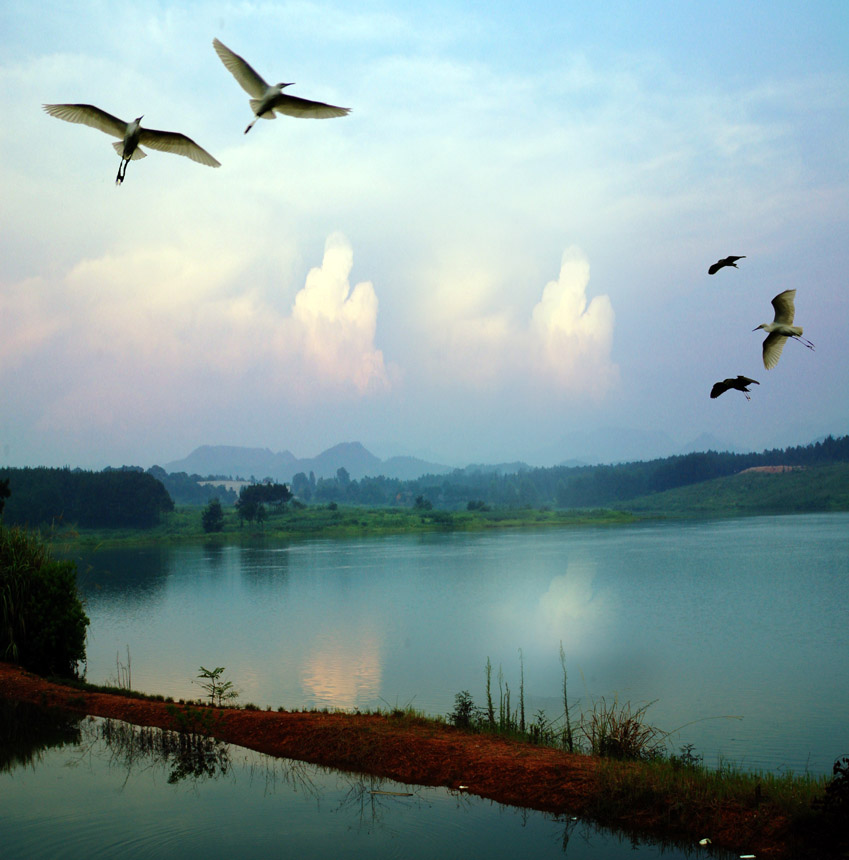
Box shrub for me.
[448,690,481,729]
[0,524,89,676]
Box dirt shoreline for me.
[0,662,803,857]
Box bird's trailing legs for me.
[115,157,128,185]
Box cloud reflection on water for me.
[300,631,383,709]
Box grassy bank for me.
[2,662,844,858]
[45,503,639,549]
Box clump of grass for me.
[580,696,665,761]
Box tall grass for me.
[445,648,839,849]
[591,754,830,836]
[580,696,665,761]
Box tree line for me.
[286,434,849,509]
[0,467,174,528]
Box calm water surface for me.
[72,512,849,774]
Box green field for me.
[47,503,638,548]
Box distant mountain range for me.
[163,443,455,483]
[163,430,750,484]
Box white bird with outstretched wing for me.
[212,38,350,133]
[43,103,221,184]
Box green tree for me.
[0,524,89,676]
[238,482,293,509]
[291,472,312,501]
[236,498,258,527]
[201,498,225,532]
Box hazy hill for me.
[163,445,298,480]
[164,442,452,483]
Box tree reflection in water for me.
[0,697,84,773]
[92,718,232,785]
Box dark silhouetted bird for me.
[708,255,746,275]
[710,375,760,400]
[212,38,350,134]
[43,103,220,184]
[753,289,815,370]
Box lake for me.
[68,511,849,775]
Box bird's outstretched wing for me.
[272,94,350,119]
[708,255,745,275]
[43,103,127,139]
[710,380,731,398]
[771,289,796,325]
[139,129,221,167]
[213,38,268,98]
[762,332,787,370]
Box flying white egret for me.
[753,289,815,370]
[212,38,350,134]
[708,255,746,275]
[42,103,221,184]
[710,375,760,400]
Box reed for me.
[559,641,574,752]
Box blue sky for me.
[1,1,847,469]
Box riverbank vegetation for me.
[0,524,88,676]
[1,662,845,858]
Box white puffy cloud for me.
[418,246,617,395]
[0,232,389,450]
[530,246,617,392]
[289,232,389,394]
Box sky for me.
[1,0,847,470]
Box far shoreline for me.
[46,504,645,550]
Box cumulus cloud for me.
[420,245,617,395]
[289,233,389,393]
[0,232,389,449]
[530,246,617,392]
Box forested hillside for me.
[295,434,849,508]
[1,435,846,526]
[0,468,174,528]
